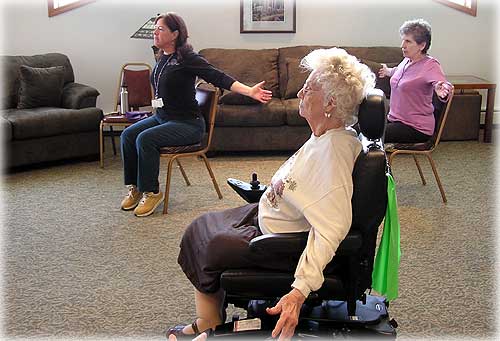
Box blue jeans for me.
[121,115,205,193]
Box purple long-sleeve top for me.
[388,55,447,135]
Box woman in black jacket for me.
[120,12,272,217]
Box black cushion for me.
[17,65,65,109]
[159,134,208,154]
[358,89,387,140]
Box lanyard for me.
[153,53,174,99]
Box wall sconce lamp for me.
[130,17,156,39]
[131,15,161,60]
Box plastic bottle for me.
[120,83,129,114]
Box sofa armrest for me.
[61,83,100,109]
[0,114,12,142]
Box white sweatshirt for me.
[258,127,362,298]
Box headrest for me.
[358,88,387,140]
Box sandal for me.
[166,320,201,339]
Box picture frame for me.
[240,0,296,33]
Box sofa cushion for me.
[215,98,285,127]
[284,58,310,99]
[283,98,308,126]
[3,107,103,140]
[199,48,280,102]
[218,90,260,105]
[1,53,75,109]
[17,66,65,109]
[278,45,330,98]
[342,47,403,64]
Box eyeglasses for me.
[154,25,166,32]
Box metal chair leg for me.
[110,125,117,156]
[426,154,447,203]
[201,153,223,200]
[176,158,191,186]
[412,155,426,185]
[163,158,175,214]
[99,121,104,168]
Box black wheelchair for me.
[213,89,397,339]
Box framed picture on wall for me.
[240,0,296,33]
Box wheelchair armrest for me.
[250,232,308,255]
[249,230,363,257]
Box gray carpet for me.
[1,137,497,340]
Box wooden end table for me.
[446,75,496,143]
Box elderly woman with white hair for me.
[167,47,376,340]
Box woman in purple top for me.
[379,19,452,143]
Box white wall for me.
[1,0,498,114]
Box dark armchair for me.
[1,53,103,169]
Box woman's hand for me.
[249,81,273,103]
[266,288,306,340]
[230,80,273,103]
[435,81,453,99]
[378,63,391,78]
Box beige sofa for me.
[199,45,403,152]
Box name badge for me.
[152,98,164,108]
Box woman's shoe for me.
[121,185,142,210]
[166,321,200,339]
[134,191,164,217]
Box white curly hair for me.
[300,48,376,126]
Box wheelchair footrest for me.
[307,294,389,325]
[300,294,397,337]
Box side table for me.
[446,75,496,143]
